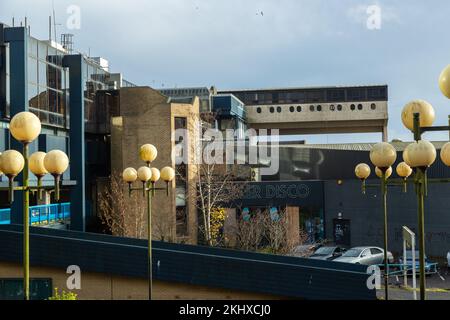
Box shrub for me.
[48,288,78,300]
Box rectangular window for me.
[306,90,324,103]
[347,88,367,101]
[326,89,345,102]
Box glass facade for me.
[27,37,68,127]
[1,32,131,132]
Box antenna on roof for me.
[52,2,57,43]
[12,17,15,27]
[48,15,52,41]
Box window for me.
[327,89,345,102]
[297,106,302,112]
[361,250,370,257]
[350,104,356,111]
[277,106,282,113]
[337,104,343,111]
[256,107,262,114]
[309,105,315,111]
[330,105,335,111]
[367,87,387,100]
[357,104,363,110]
[175,117,187,130]
[371,248,382,255]
[269,107,275,113]
[371,103,376,110]
[317,105,322,112]
[289,106,295,112]
[307,90,324,102]
[347,88,367,101]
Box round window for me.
[269,107,275,113]
[256,107,262,114]
[277,107,282,113]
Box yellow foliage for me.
[210,208,226,245]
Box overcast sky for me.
[1,0,450,143]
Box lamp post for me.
[122,144,175,300]
[355,142,397,300]
[394,65,450,300]
[0,111,69,300]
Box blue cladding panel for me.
[63,55,85,232]
[4,27,28,225]
[213,95,246,120]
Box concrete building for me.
[159,86,214,113]
[0,23,140,231]
[109,87,200,243]
[220,85,389,141]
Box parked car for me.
[291,242,323,258]
[447,251,450,268]
[399,250,438,274]
[334,246,394,265]
[309,246,347,261]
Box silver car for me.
[447,251,450,268]
[334,246,394,265]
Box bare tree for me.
[234,208,309,255]
[235,209,266,251]
[97,171,146,239]
[192,164,248,246]
[176,111,249,246]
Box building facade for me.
[220,86,389,141]
[0,24,136,231]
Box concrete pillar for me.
[382,125,388,142]
[63,55,86,231]
[4,27,28,225]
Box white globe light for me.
[355,163,371,180]
[10,111,42,143]
[370,142,397,168]
[404,140,436,168]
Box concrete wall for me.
[324,179,450,258]
[0,262,280,300]
[246,101,388,139]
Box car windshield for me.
[342,248,363,257]
[314,247,335,255]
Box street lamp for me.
[355,163,371,194]
[396,162,413,193]
[355,142,397,300]
[0,111,69,300]
[396,66,450,300]
[401,139,437,300]
[122,144,175,300]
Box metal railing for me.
[0,203,70,226]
